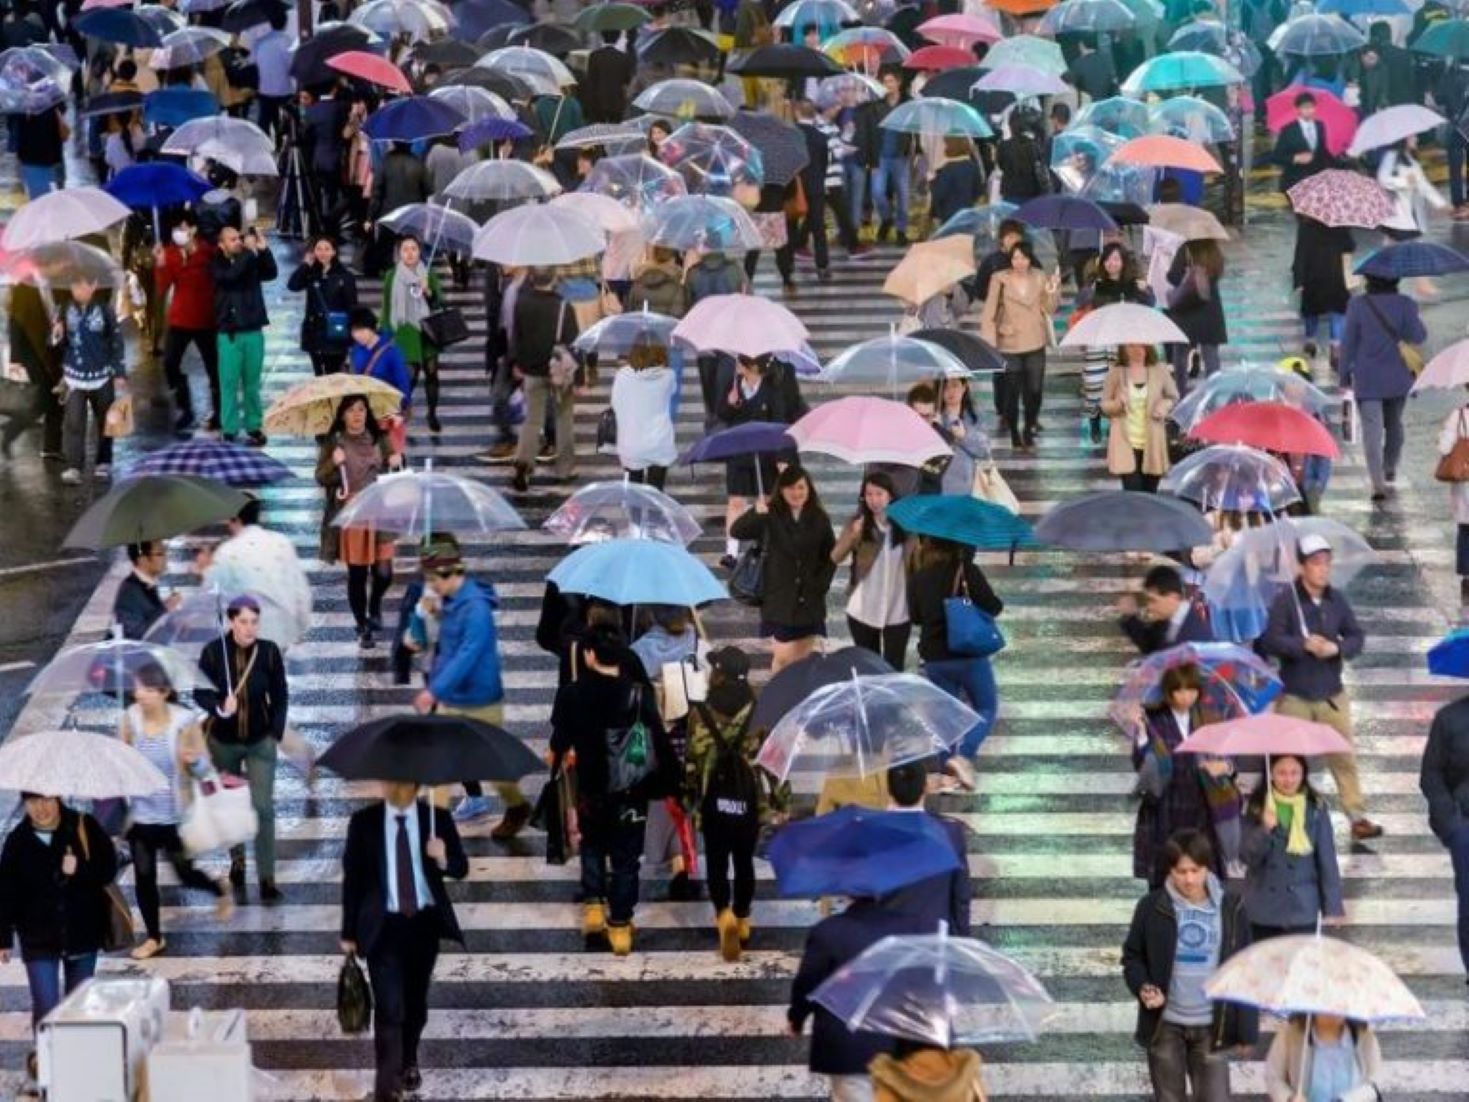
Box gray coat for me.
[1241,797,1344,929]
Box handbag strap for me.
[950,563,969,600]
[358,342,389,378]
[1362,293,1403,343]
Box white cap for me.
[1298,533,1332,559]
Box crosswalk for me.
[3,212,1468,1101]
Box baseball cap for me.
[707,646,750,681]
[1298,533,1332,559]
[420,541,463,572]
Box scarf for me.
[390,261,431,330]
[1271,787,1313,856]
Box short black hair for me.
[1364,274,1399,295]
[1294,90,1317,109]
[584,622,628,667]
[268,9,287,30]
[1162,828,1214,871]
[886,760,929,808]
[1142,564,1184,598]
[236,497,262,527]
[126,540,160,564]
[349,306,379,331]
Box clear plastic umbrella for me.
[0,187,130,249]
[555,122,647,154]
[1149,95,1235,143]
[1073,95,1150,139]
[1050,126,1124,193]
[472,202,604,265]
[815,72,884,110]
[145,587,308,652]
[811,926,1058,1047]
[659,122,764,196]
[1081,160,1158,207]
[1,241,125,293]
[1038,0,1136,34]
[476,45,576,96]
[572,308,681,358]
[161,116,275,176]
[773,0,859,32]
[331,461,526,540]
[820,334,972,388]
[381,202,480,256]
[755,673,980,782]
[644,194,761,251]
[633,78,735,121]
[428,83,513,123]
[549,191,641,234]
[149,26,230,68]
[978,34,1066,75]
[441,159,561,205]
[1159,444,1302,514]
[29,636,208,700]
[932,203,1059,268]
[581,153,688,213]
[1268,12,1366,56]
[543,481,702,545]
[349,0,453,41]
[0,730,168,800]
[1169,366,1333,432]
[882,97,993,139]
[0,46,72,114]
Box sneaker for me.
[452,795,492,822]
[245,431,268,448]
[849,244,874,258]
[129,937,166,960]
[736,915,752,944]
[490,801,532,840]
[537,443,557,463]
[1350,818,1384,841]
[221,433,238,443]
[60,468,82,485]
[476,443,518,464]
[93,463,111,480]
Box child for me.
[52,279,126,485]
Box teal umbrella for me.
[1121,50,1244,95]
[1413,19,1469,59]
[880,97,993,138]
[887,494,1037,553]
[63,475,249,550]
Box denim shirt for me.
[61,301,125,389]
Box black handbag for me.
[337,952,373,1034]
[596,407,617,454]
[421,306,470,348]
[0,375,35,418]
[729,543,765,606]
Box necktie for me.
[395,815,418,917]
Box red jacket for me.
[155,240,216,331]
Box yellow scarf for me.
[1271,787,1312,856]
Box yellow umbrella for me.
[263,375,404,437]
[882,236,976,307]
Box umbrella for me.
[912,66,985,108]
[363,96,467,142]
[768,807,962,898]
[1014,193,1116,232]
[1288,168,1394,228]
[161,117,274,172]
[1038,0,1135,34]
[821,333,973,387]
[887,494,1037,551]
[548,539,728,606]
[1413,18,1469,59]
[813,928,1057,1046]
[727,45,844,79]
[1,187,131,250]
[1114,133,1221,173]
[728,112,811,187]
[825,27,909,71]
[756,672,980,782]
[573,307,680,357]
[0,241,124,291]
[972,65,1069,96]
[1051,126,1124,192]
[74,8,164,46]
[1412,339,1469,393]
[349,0,453,41]
[437,65,534,102]
[1428,628,1469,678]
[149,26,231,69]
[881,97,992,138]
[1159,444,1301,513]
[1146,202,1228,240]
[1320,0,1410,13]
[1075,95,1150,138]
[103,163,212,239]
[78,90,144,120]
[289,23,381,84]
[680,421,797,467]
[660,122,764,195]
[1206,934,1424,1025]
[63,475,249,550]
[1109,642,1283,747]
[1176,712,1352,758]
[327,50,413,93]
[0,46,71,114]
[556,122,647,153]
[0,731,168,800]
[633,78,735,121]
[1356,240,1469,279]
[543,481,701,545]
[550,190,641,233]
[1266,87,1357,158]
[473,203,605,265]
[1060,302,1187,348]
[903,44,977,71]
[1035,491,1213,551]
[331,464,526,539]
[1189,401,1340,459]
[1346,104,1446,157]
[506,22,580,56]
[452,0,532,38]
[1169,367,1333,430]
[124,438,292,486]
[773,0,860,32]
[443,159,562,205]
[576,2,651,32]
[412,38,481,69]
[263,375,404,437]
[146,587,308,652]
[751,647,893,732]
[638,26,722,67]
[918,12,1002,46]
[1121,50,1243,96]
[987,0,1058,12]
[1269,13,1366,57]
[788,396,952,466]
[430,84,514,122]
[476,46,577,96]
[581,153,688,212]
[143,87,219,129]
[980,34,1066,74]
[881,238,976,306]
[909,328,1006,374]
[673,294,808,358]
[319,714,544,785]
[29,637,208,699]
[381,203,481,257]
[221,0,290,32]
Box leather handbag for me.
[421,306,470,348]
[337,953,373,1034]
[728,543,765,606]
[1437,409,1469,483]
[943,566,1006,658]
[547,300,579,390]
[77,817,135,953]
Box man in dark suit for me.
[341,783,469,1101]
[880,760,972,936]
[1068,38,1117,102]
[1118,564,1213,654]
[114,541,182,640]
[791,98,835,282]
[582,31,634,123]
[1271,91,1334,193]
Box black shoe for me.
[368,615,383,633]
[1022,426,1036,449]
[205,415,220,433]
[1303,341,1318,359]
[228,855,245,888]
[511,464,531,493]
[667,871,701,901]
[174,411,196,434]
[427,412,441,434]
[245,431,267,448]
[1089,415,1103,445]
[259,880,283,904]
[221,433,238,443]
[1032,420,1044,434]
[359,626,377,650]
[894,231,908,246]
[876,220,892,243]
[1010,429,1024,449]
[719,553,737,570]
[816,268,831,282]
[401,1067,422,1093]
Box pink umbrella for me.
[1175,712,1351,758]
[1265,87,1357,157]
[917,12,1003,46]
[788,396,952,466]
[326,50,413,94]
[1411,338,1469,394]
[671,294,808,359]
[81,0,133,8]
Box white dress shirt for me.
[383,804,433,914]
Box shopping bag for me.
[337,953,373,1034]
[103,393,134,438]
[180,773,259,857]
[971,461,1020,513]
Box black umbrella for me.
[453,0,533,40]
[918,66,987,109]
[728,110,809,186]
[412,38,481,69]
[476,25,519,51]
[221,0,288,34]
[507,22,581,56]
[319,714,545,785]
[78,90,145,119]
[1098,201,1150,226]
[883,3,925,49]
[727,44,842,79]
[911,328,1006,373]
[638,26,722,67]
[750,646,894,733]
[438,66,535,102]
[290,24,377,85]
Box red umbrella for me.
[1189,401,1340,460]
[903,44,976,71]
[1114,134,1222,173]
[326,50,413,94]
[1265,86,1358,157]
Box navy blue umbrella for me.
[768,806,962,898]
[457,114,534,151]
[1355,240,1469,279]
[454,0,533,40]
[1035,490,1212,552]
[1428,628,1469,678]
[362,96,467,142]
[144,88,219,129]
[680,421,795,465]
[105,164,213,237]
[74,9,164,48]
[1014,194,1118,232]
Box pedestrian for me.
[1290,216,1352,368]
[731,464,836,672]
[832,472,912,670]
[583,31,635,123]
[339,781,468,1102]
[1117,564,1213,654]
[1419,694,1469,979]
[348,307,413,451]
[1271,92,1334,193]
[934,377,991,498]
[797,99,863,266]
[120,663,233,960]
[14,103,66,198]
[1264,1014,1383,1101]
[870,70,913,246]
[287,234,359,377]
[928,137,982,228]
[1163,239,1227,396]
[368,142,430,275]
[382,236,445,434]
[316,394,404,648]
[611,338,678,490]
[252,10,293,140]
[210,224,278,447]
[154,210,220,433]
[1257,534,1381,840]
[1074,243,1154,444]
[195,595,289,903]
[1100,343,1178,494]
[869,1043,989,1102]
[2,284,63,460]
[880,759,972,934]
[627,246,689,316]
[1379,135,1449,249]
[993,113,1048,203]
[686,249,748,423]
[1340,275,1425,502]
[302,84,349,231]
[979,240,1061,450]
[114,541,182,640]
[549,622,676,956]
[1436,399,1469,604]
[52,278,125,486]
[1121,830,1257,1102]
[1240,754,1345,940]
[198,496,314,643]
[510,267,580,494]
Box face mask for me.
[171,228,191,246]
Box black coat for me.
[340,801,468,957]
[908,559,1003,663]
[796,120,829,210]
[113,571,166,640]
[1120,884,1258,1050]
[1291,217,1353,317]
[371,149,430,220]
[511,285,578,375]
[730,506,836,629]
[930,159,982,225]
[1271,119,1334,194]
[1165,248,1227,347]
[549,668,676,806]
[287,260,359,353]
[878,813,971,936]
[995,134,1047,201]
[1120,602,1214,655]
[210,246,278,333]
[195,636,290,745]
[582,45,634,123]
[1131,708,1220,884]
[0,808,117,958]
[1422,696,1469,843]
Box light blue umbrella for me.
[548,539,728,606]
[1268,13,1366,57]
[1149,95,1235,143]
[1074,96,1149,139]
[979,34,1065,75]
[1121,51,1244,95]
[880,97,993,139]
[773,0,859,35]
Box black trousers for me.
[744,244,793,285]
[162,326,220,422]
[1001,350,1047,434]
[625,465,667,490]
[702,813,758,918]
[1120,450,1160,494]
[1,361,61,454]
[368,909,440,1097]
[126,821,222,940]
[309,350,347,377]
[256,95,289,142]
[846,615,910,671]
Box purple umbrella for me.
[457,115,534,150]
[1014,194,1118,232]
[680,421,795,465]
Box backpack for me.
[605,685,658,795]
[694,702,759,824]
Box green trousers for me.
[217,329,265,435]
[207,735,278,881]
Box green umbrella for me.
[63,474,249,550]
[574,2,651,32]
[1413,19,1469,59]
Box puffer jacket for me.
[627,261,689,318]
[870,1048,987,1102]
[427,577,504,708]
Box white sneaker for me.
[93,463,111,479]
[60,468,82,485]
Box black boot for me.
[1089,415,1102,445]
[424,365,442,433]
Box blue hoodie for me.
[350,334,413,407]
[427,577,504,707]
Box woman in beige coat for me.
[979,241,1060,451]
[1264,1014,1382,1102]
[1099,343,1178,493]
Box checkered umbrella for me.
[125,439,293,486]
[727,112,809,187]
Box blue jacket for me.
[350,335,413,405]
[1241,796,1345,929]
[427,577,504,707]
[1339,290,1426,401]
[60,301,124,387]
[1257,581,1364,701]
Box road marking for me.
[0,557,96,580]
[0,661,34,674]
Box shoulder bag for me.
[1363,293,1424,375]
[943,565,1006,658]
[547,299,579,391]
[75,816,135,953]
[596,406,617,455]
[729,542,765,606]
[421,302,470,349]
[1437,409,1469,482]
[314,281,350,344]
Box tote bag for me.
[180,772,259,857]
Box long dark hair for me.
[770,464,827,525]
[134,661,179,704]
[1182,239,1225,280]
[1245,753,1325,816]
[913,534,971,573]
[328,394,384,441]
[856,471,906,547]
[1091,242,1140,292]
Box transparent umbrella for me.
[1050,126,1123,193]
[29,636,208,700]
[659,122,764,196]
[556,121,646,154]
[145,587,309,653]
[0,46,72,114]
[1038,0,1136,34]
[820,334,972,388]
[543,481,702,545]
[1,241,124,295]
[331,461,526,541]
[581,153,688,213]
[881,98,993,138]
[644,194,761,251]
[429,83,514,122]
[633,78,735,121]
[1149,95,1235,143]
[1159,444,1301,514]
[441,159,561,205]
[476,45,576,97]
[1169,366,1333,432]
[1268,13,1366,57]
[573,308,681,358]
[979,34,1066,75]
[755,673,980,782]
[149,26,230,68]
[0,187,130,249]
[162,116,275,176]
[1073,95,1149,138]
[472,202,604,265]
[381,202,480,256]
[349,0,453,41]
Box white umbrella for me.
[442,159,561,205]
[1412,338,1469,393]
[476,45,576,97]
[0,729,168,799]
[548,191,640,234]
[148,26,230,69]
[162,117,276,176]
[29,636,209,699]
[349,0,453,41]
[428,83,514,123]
[1346,103,1447,158]
[472,202,604,265]
[0,187,131,249]
[1059,302,1188,348]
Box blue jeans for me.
[1449,823,1469,976]
[923,657,998,758]
[24,953,98,1027]
[871,155,911,232]
[19,162,60,199]
[844,160,867,229]
[1302,313,1343,344]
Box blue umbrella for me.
[1014,194,1117,232]
[144,88,219,129]
[1319,0,1409,13]
[457,115,534,150]
[362,96,466,142]
[1035,491,1213,552]
[680,421,795,465]
[768,806,962,898]
[124,439,293,486]
[104,163,213,238]
[74,9,164,47]
[1428,629,1469,678]
[1356,241,1469,279]
[453,0,533,39]
[547,538,728,606]
[887,494,1038,553]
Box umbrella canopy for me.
[443,159,562,205]
[1,187,131,250]
[1109,642,1282,747]
[1122,50,1243,95]
[146,587,308,652]
[327,49,413,93]
[363,96,467,142]
[412,38,482,69]
[581,153,688,213]
[909,328,1006,374]
[1287,168,1393,228]
[768,807,963,898]
[972,65,1069,96]
[1113,133,1221,173]
[319,714,543,785]
[1051,126,1123,192]
[1206,934,1424,1024]
[728,112,811,187]
[638,25,722,67]
[1146,202,1228,240]
[506,22,580,56]
[142,87,218,129]
[64,475,249,550]
[728,44,843,79]
[820,333,973,386]
[161,117,275,172]
[644,194,762,251]
[437,65,534,102]
[381,203,481,257]
[451,0,531,38]
[124,438,292,486]
[812,929,1058,1046]
[1355,240,1469,279]
[1159,443,1301,513]
[1075,95,1150,138]
[263,375,404,437]
[881,238,976,306]
[573,308,679,358]
[349,0,453,41]
[1189,401,1340,459]
[1060,302,1187,348]
[1414,18,1469,59]
[149,26,230,69]
[1169,367,1333,430]
[456,110,535,145]
[222,0,289,34]
[332,466,525,538]
[74,7,164,46]
[576,2,652,32]
[980,33,1066,74]
[1265,87,1357,157]
[918,12,1002,46]
[1269,12,1366,57]
[887,494,1037,551]
[29,638,208,698]
[789,396,952,466]
[756,672,980,781]
[476,45,576,96]
[1428,628,1469,678]
[0,241,123,290]
[1176,712,1352,757]
[543,481,701,545]
[1035,491,1213,551]
[475,203,604,265]
[881,97,992,138]
[1038,0,1135,34]
[633,79,735,121]
[0,46,71,114]
[680,421,797,466]
[289,22,382,84]
[1015,193,1117,231]
[104,162,212,212]
[556,122,646,154]
[660,122,764,195]
[1148,94,1235,144]
[904,44,978,71]
[0,730,168,800]
[78,90,145,120]
[1412,338,1469,393]
[773,0,860,32]
[750,646,894,732]
[673,294,809,358]
[1346,103,1445,157]
[548,538,727,606]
